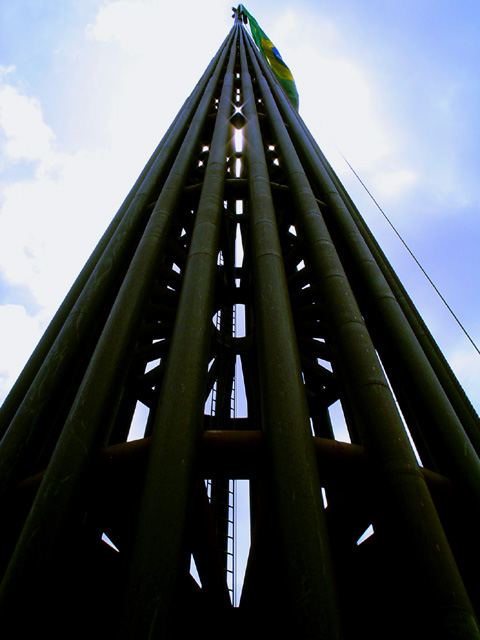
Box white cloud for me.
[0,304,44,404]
[86,0,165,54]
[269,11,391,174]
[300,53,390,169]
[86,0,230,59]
[82,0,233,180]
[0,148,124,309]
[0,81,55,162]
[0,0,239,407]
[1,0,478,416]
[0,71,131,318]
[373,168,418,200]
[0,0,233,405]
[269,8,474,216]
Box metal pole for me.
[295,112,480,457]
[120,26,239,639]
[0,28,235,499]
[244,29,480,638]
[0,27,237,633]
[0,32,229,435]
[264,56,480,502]
[239,30,344,640]
[347,199,480,454]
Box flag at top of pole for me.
[235,4,299,110]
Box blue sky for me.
[1,0,480,415]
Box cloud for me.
[0,71,55,163]
[81,0,233,183]
[0,0,233,405]
[0,304,44,404]
[267,11,392,175]
[0,69,130,317]
[1,0,478,417]
[373,168,418,200]
[86,0,167,54]
[86,0,230,61]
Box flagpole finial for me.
[232,5,247,24]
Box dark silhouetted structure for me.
[1,8,479,639]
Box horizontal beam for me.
[15,430,451,495]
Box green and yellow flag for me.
[239,5,299,110]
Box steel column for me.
[264,55,480,503]
[303,117,480,459]
[119,27,239,639]
[1,9,479,638]
[0,27,237,633]
[239,31,343,639]
[0,29,236,500]
[245,32,480,638]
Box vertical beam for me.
[245,31,480,638]
[264,54,480,503]
[120,27,239,639]
[239,31,343,639]
[296,112,480,456]
[0,31,230,436]
[345,196,480,454]
[0,27,237,634]
[0,29,236,499]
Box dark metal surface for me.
[238,30,343,639]
[0,9,479,639]
[246,32,480,637]
[119,26,239,637]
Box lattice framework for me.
[0,11,480,640]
